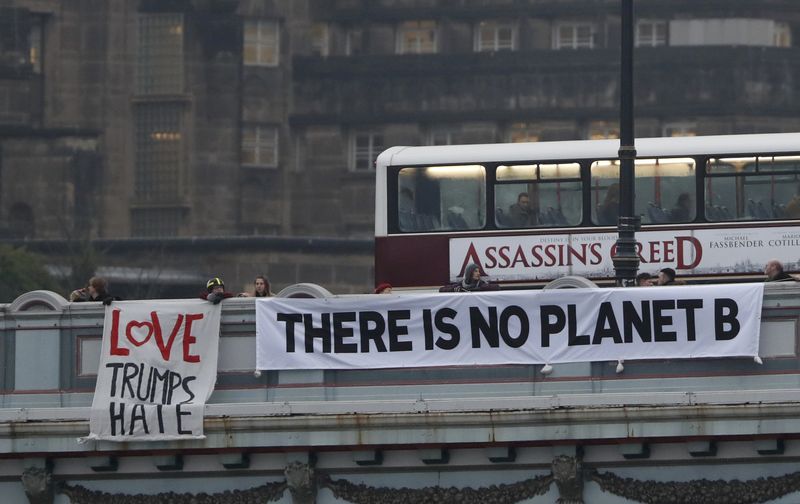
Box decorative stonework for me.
[21,467,54,504]
[58,481,287,504]
[591,469,800,504]
[552,455,583,504]
[285,461,317,504]
[321,473,554,504]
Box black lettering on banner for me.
[434,308,459,350]
[540,305,565,347]
[109,402,125,436]
[277,313,302,352]
[167,370,182,405]
[499,306,528,348]
[623,301,651,343]
[106,362,124,397]
[333,312,358,354]
[715,298,740,340]
[153,366,170,404]
[156,404,165,433]
[304,313,332,353]
[360,311,387,353]
[176,403,192,435]
[181,376,196,403]
[653,300,677,342]
[677,299,703,341]
[423,309,434,350]
[471,306,499,348]
[121,362,139,399]
[567,305,590,346]
[388,310,412,352]
[129,403,148,435]
[592,302,622,344]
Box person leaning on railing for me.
[439,263,499,293]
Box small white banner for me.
[84,300,221,442]
[256,284,763,370]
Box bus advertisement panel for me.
[449,226,800,282]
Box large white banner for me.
[84,300,221,442]
[448,226,800,281]
[256,284,763,370]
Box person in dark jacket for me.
[201,277,234,304]
[439,263,499,292]
[70,276,118,305]
[764,260,797,282]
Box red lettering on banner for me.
[677,236,702,269]
[182,313,204,363]
[110,309,129,356]
[458,242,483,276]
[108,309,204,362]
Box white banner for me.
[449,226,800,281]
[84,300,221,442]
[256,284,763,370]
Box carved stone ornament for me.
[552,455,584,504]
[591,469,800,504]
[285,461,317,504]
[321,472,554,504]
[58,480,287,504]
[21,467,54,504]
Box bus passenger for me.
[764,260,796,282]
[786,184,800,218]
[508,192,538,227]
[597,183,619,225]
[669,193,692,222]
[439,263,499,292]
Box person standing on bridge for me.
[439,264,499,292]
[764,260,797,282]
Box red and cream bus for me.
[374,133,800,290]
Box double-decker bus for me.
[375,132,800,290]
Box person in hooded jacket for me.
[439,263,499,292]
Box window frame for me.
[553,22,596,49]
[350,131,384,172]
[396,20,438,54]
[244,19,280,67]
[241,124,279,168]
[474,20,518,52]
[635,19,667,47]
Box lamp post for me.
[613,0,640,286]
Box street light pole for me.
[614,0,640,286]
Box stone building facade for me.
[1,0,800,295]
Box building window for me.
[134,103,184,203]
[635,20,667,47]
[663,122,696,137]
[244,20,279,66]
[475,21,517,52]
[428,128,456,146]
[350,132,383,171]
[345,27,362,56]
[131,208,182,237]
[554,23,595,49]
[136,14,184,95]
[311,22,329,56]
[397,21,437,54]
[242,125,278,167]
[508,123,540,143]
[28,18,43,74]
[774,22,792,47]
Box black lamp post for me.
[613,0,640,286]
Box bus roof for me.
[376,132,800,168]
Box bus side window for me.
[496,163,581,228]
[397,165,485,232]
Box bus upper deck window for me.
[397,165,486,232]
[591,158,696,225]
[495,163,582,228]
[709,156,800,221]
